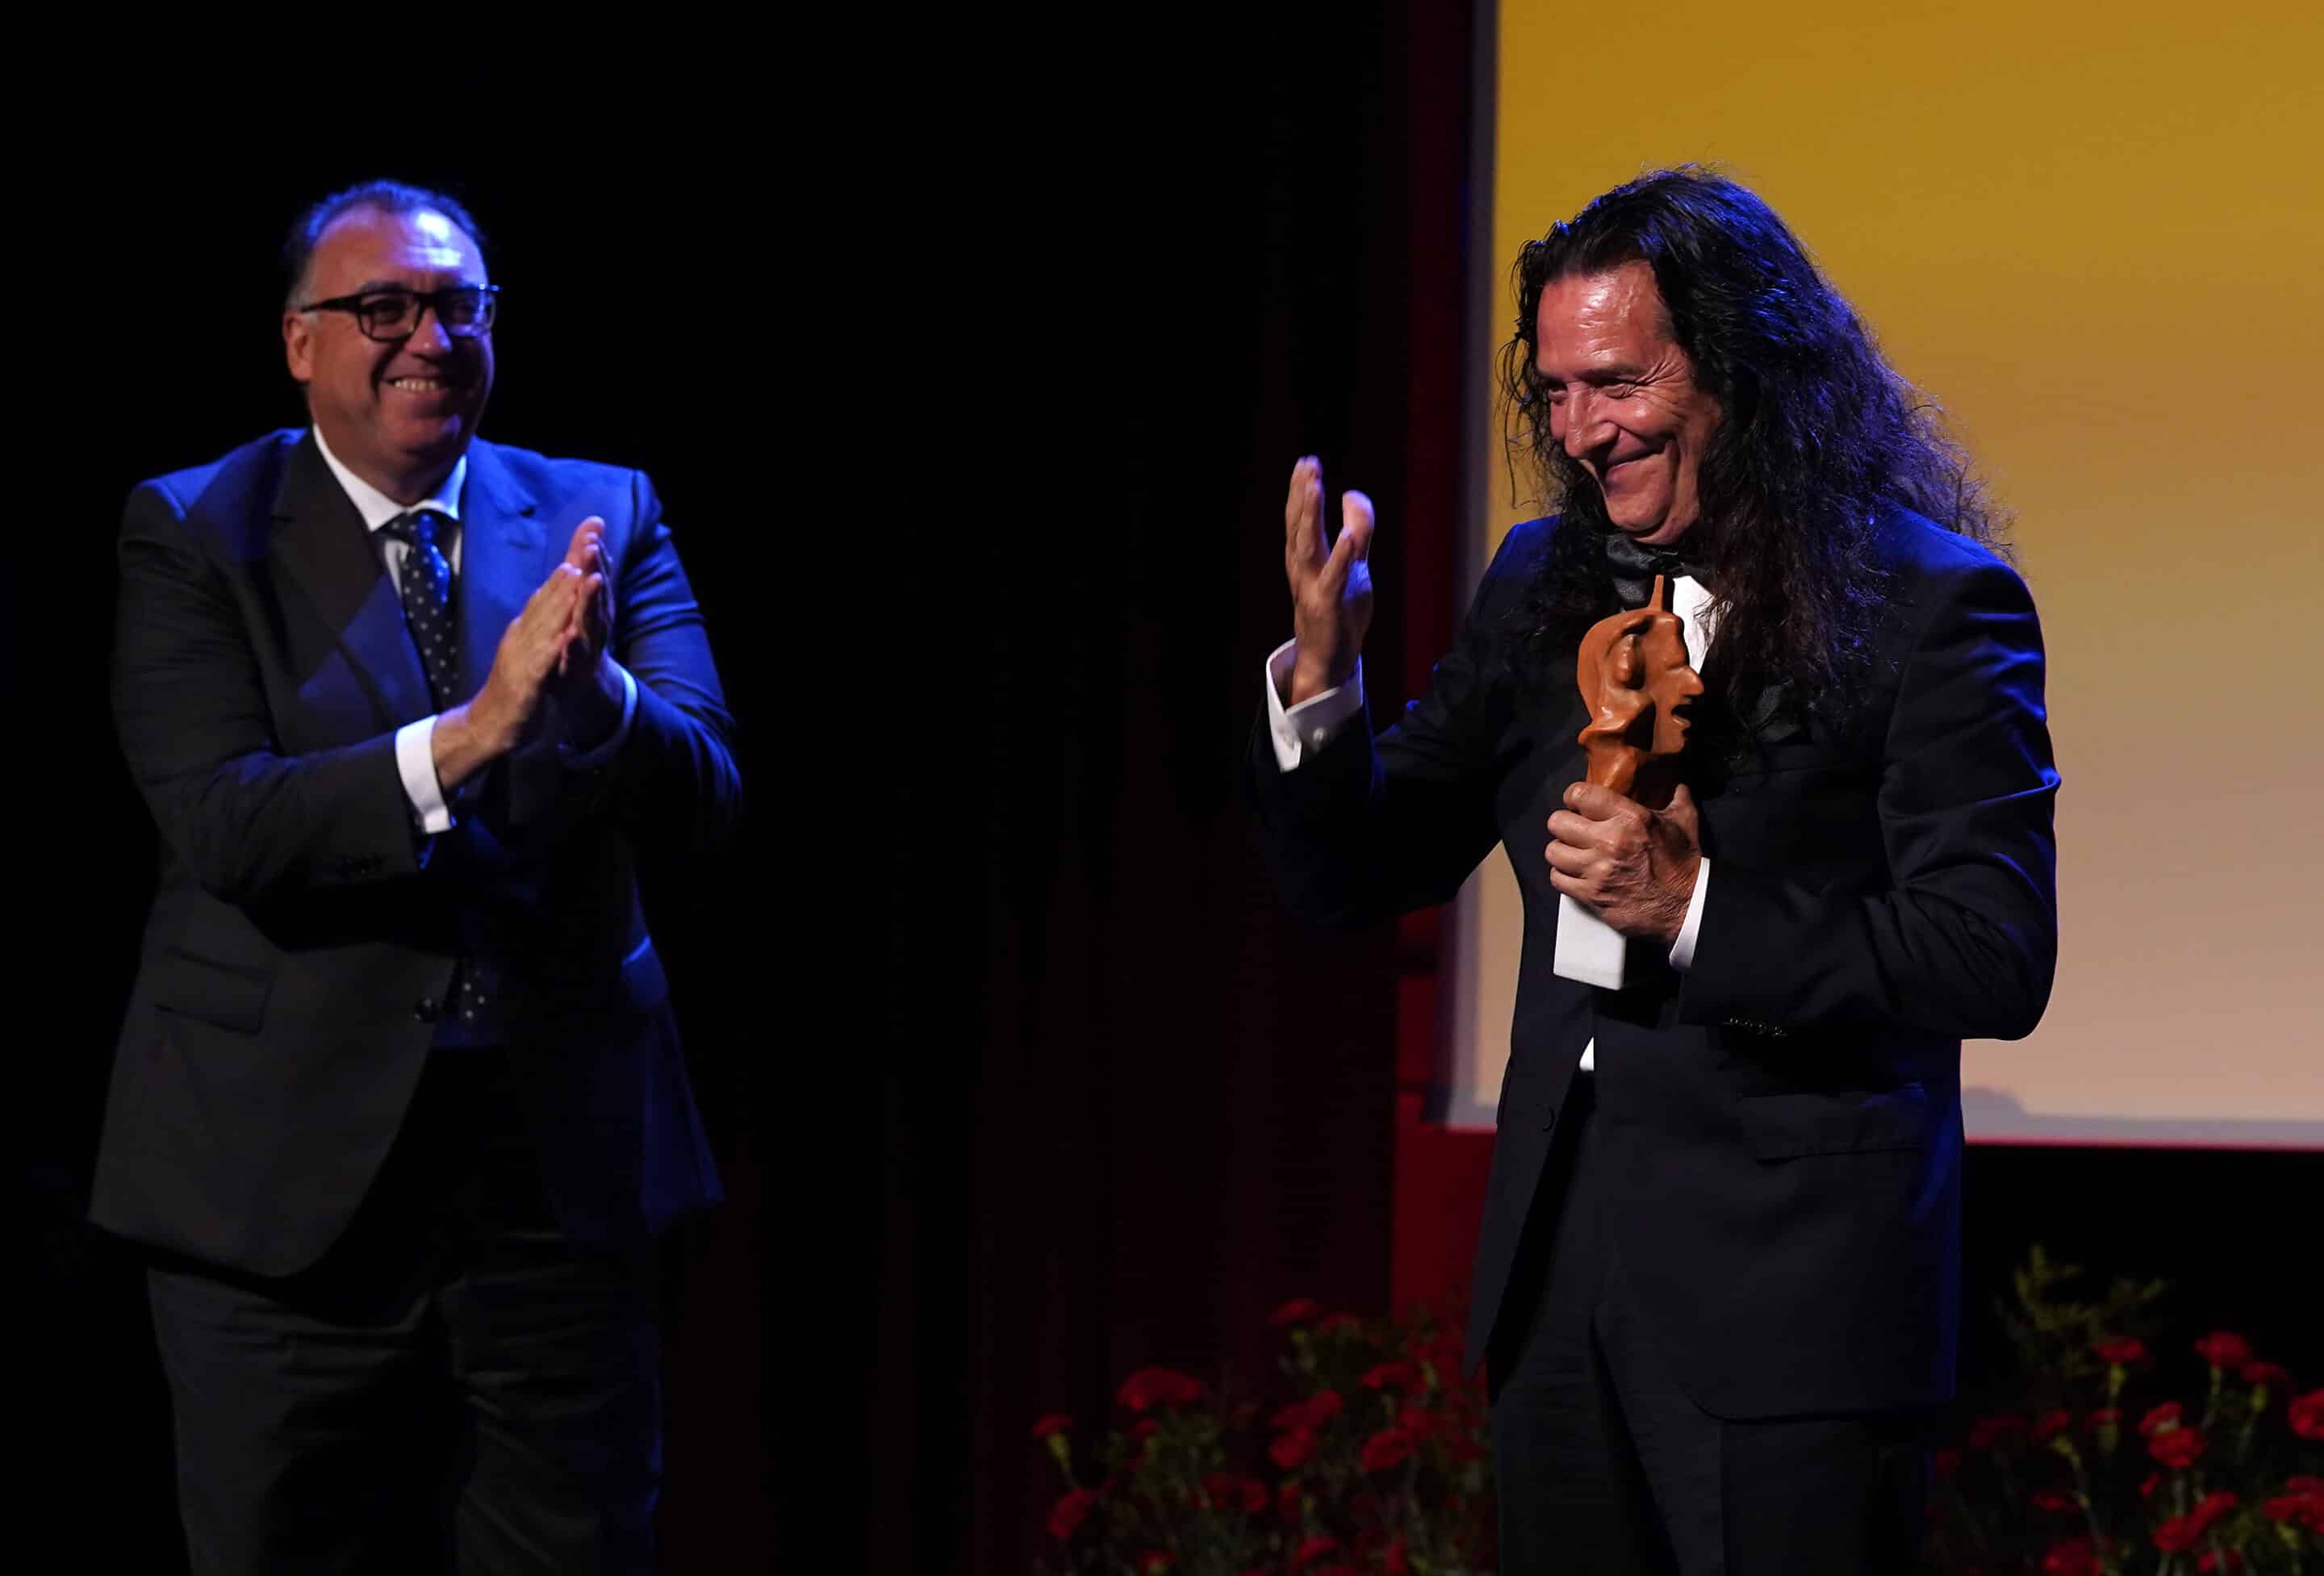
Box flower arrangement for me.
[1031,1301,1496,1574]
[1925,1248,2322,1574]
[1031,1252,2318,1574]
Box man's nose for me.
[404,305,455,354]
[1561,389,1605,461]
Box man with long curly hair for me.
[1253,168,2059,1573]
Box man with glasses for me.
[91,179,742,1574]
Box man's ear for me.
[283,310,313,385]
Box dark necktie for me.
[381,508,496,1042]
[1603,530,1712,608]
[382,509,460,709]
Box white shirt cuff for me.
[1666,858,1711,972]
[1264,640,1365,771]
[395,716,454,834]
[562,664,638,769]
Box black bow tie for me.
[1603,532,1712,607]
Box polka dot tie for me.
[382,509,494,1038]
[385,509,460,710]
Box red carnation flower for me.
[1271,1390,1344,1432]
[1031,1412,1073,1440]
[2041,1538,2099,1576]
[2138,1401,2183,1436]
[2031,1486,2076,1511]
[2149,1427,2206,1469]
[1198,1472,1264,1513]
[2288,1475,2324,1494]
[1358,1428,1415,1473]
[1276,1478,1302,1522]
[2138,1472,2161,1499]
[1116,1367,1205,1413]
[2194,1331,2253,1369]
[1930,1448,1962,1480]
[2196,1553,2243,1574]
[1361,1361,1421,1393]
[2263,1486,2324,1532]
[1397,1403,1441,1439]
[1382,1536,1411,1575]
[2092,1336,2148,1365]
[1269,1428,1317,1469]
[1049,1487,1098,1541]
[1967,1414,2025,1448]
[1131,1419,1160,1440]
[1270,1298,1324,1328]
[2031,1408,2075,1442]
[1293,1533,1341,1569]
[2288,1388,2324,1439]
[2086,1407,2120,1429]
[2241,1360,2292,1388]
[2151,1513,2199,1553]
[2189,1489,2238,1532]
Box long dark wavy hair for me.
[1498,167,2004,729]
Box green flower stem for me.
[2235,1385,2266,1465]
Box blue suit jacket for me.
[92,429,743,1277]
[1252,508,2058,1419]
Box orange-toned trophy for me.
[1554,575,1704,988]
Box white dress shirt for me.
[309,426,636,836]
[1263,575,1720,1072]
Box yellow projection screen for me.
[1440,0,2323,1147]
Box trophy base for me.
[1553,893,1627,989]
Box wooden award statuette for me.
[1575,574,1704,809]
[1554,574,1704,989]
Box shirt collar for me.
[308,424,466,533]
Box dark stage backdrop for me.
[882,3,1475,1569]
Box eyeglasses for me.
[297,285,502,342]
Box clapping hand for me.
[432,552,595,789]
[550,516,625,749]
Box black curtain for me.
[880,5,1476,1570]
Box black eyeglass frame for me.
[295,284,503,342]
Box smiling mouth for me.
[385,376,464,393]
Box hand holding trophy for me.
[1549,575,1707,986]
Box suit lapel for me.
[454,441,546,701]
[270,432,434,730]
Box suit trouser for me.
[1486,1072,1932,1575]
[144,1047,663,1576]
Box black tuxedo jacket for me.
[92,429,743,1278]
[1252,508,2058,1419]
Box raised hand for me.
[1281,455,1376,706]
